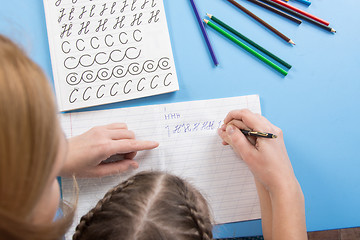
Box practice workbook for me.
[43,0,179,111]
[60,95,261,239]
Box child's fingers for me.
[228,119,250,130]
[221,124,258,161]
[218,128,229,145]
[219,121,257,146]
[224,109,268,132]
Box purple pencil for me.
[189,0,219,66]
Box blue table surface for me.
[1,0,359,238]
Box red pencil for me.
[269,0,330,26]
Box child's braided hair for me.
[72,171,213,240]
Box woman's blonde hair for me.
[0,35,73,240]
[73,171,214,240]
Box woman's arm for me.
[60,123,159,178]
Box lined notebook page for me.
[43,0,179,111]
[60,95,261,239]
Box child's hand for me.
[219,110,307,239]
[60,123,159,178]
[218,109,298,194]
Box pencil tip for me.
[289,40,296,45]
[331,28,336,33]
[207,13,212,18]
[203,19,209,24]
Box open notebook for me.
[60,95,261,239]
[43,0,178,111]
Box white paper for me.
[60,95,261,239]
[43,0,179,111]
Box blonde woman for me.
[0,34,307,240]
[0,35,158,240]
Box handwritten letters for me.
[44,0,178,111]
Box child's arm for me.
[218,109,307,240]
[269,176,305,240]
[255,179,273,240]
[60,123,159,178]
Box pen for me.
[241,129,277,138]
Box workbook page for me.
[44,0,179,111]
[60,95,261,239]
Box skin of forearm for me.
[270,181,307,240]
[255,179,273,240]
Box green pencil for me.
[207,13,292,69]
[203,19,288,76]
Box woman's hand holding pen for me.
[60,123,159,178]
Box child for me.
[73,110,308,240]
[0,35,158,240]
[73,171,213,240]
[0,34,307,240]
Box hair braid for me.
[72,171,214,240]
[173,176,213,240]
[72,177,135,240]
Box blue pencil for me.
[293,0,311,6]
[189,0,219,66]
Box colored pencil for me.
[258,0,336,32]
[189,0,219,66]
[270,0,328,25]
[204,19,288,76]
[245,0,302,25]
[207,13,292,69]
[293,0,311,6]
[226,0,295,45]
